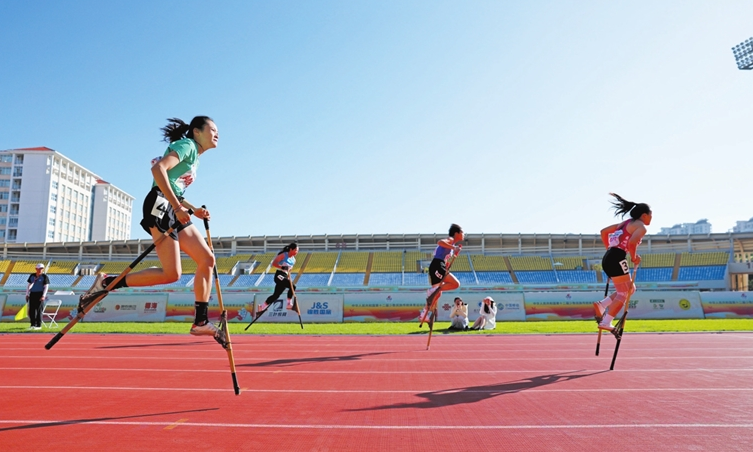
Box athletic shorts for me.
[428,258,447,285]
[140,187,192,241]
[602,247,629,278]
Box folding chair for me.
[41,299,62,328]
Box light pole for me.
[732,38,753,70]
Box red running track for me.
[1,332,753,451]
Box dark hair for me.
[161,116,214,143]
[609,193,651,220]
[278,242,298,255]
[449,224,463,237]
[483,303,491,314]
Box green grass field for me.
[1,319,751,335]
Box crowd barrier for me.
[1,290,752,323]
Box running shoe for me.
[593,302,605,323]
[190,322,228,348]
[257,302,269,313]
[78,273,108,312]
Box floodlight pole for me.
[732,38,753,70]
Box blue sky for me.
[2,1,752,239]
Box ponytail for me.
[161,116,214,143]
[277,242,298,255]
[609,193,651,220]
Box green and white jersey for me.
[151,138,200,197]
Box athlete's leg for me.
[119,227,183,287]
[599,274,633,330]
[177,224,215,303]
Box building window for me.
[0,168,10,176]
[0,192,8,200]
[51,193,58,201]
[9,218,18,227]
[0,180,9,188]
[48,231,55,239]
[0,155,11,163]
[10,192,19,203]
[12,167,22,177]
[7,229,16,241]
[12,180,21,189]
[0,218,6,226]
[13,155,23,165]
[10,205,19,215]
[52,181,58,189]
[50,206,56,214]
[49,218,55,226]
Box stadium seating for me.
[515,270,557,284]
[302,252,338,273]
[295,273,331,287]
[678,265,726,281]
[639,253,676,268]
[47,275,78,287]
[556,270,597,283]
[470,255,507,272]
[453,271,477,285]
[552,256,587,270]
[370,251,404,273]
[47,260,78,274]
[367,273,402,286]
[4,274,33,287]
[680,252,729,266]
[403,273,430,286]
[12,260,43,274]
[232,274,262,287]
[475,272,513,285]
[0,260,10,273]
[330,273,365,286]
[508,256,553,271]
[336,252,369,273]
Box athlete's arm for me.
[270,254,285,270]
[151,152,191,224]
[627,223,647,264]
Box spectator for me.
[471,296,497,330]
[26,263,50,330]
[448,297,468,330]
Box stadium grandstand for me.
[1,231,752,291]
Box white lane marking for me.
[0,385,752,394]
[1,420,752,430]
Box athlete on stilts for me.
[256,243,299,315]
[79,116,225,346]
[593,193,652,334]
[420,224,464,323]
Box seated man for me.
[449,297,468,330]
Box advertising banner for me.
[626,291,704,320]
[85,293,168,322]
[1,293,80,323]
[164,292,255,323]
[525,291,603,320]
[344,292,427,322]
[700,291,753,318]
[253,293,343,323]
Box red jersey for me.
[607,220,640,252]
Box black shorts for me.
[602,247,629,278]
[428,258,447,285]
[140,187,192,241]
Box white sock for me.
[598,296,613,308]
[600,314,614,326]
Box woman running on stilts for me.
[420,224,464,321]
[256,243,299,315]
[81,116,224,345]
[593,193,652,334]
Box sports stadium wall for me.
[2,288,752,324]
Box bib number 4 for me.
[150,195,168,219]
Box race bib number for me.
[608,230,623,247]
[619,259,629,274]
[150,195,168,219]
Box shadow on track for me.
[238,351,394,368]
[0,407,219,432]
[345,370,608,412]
[96,341,209,349]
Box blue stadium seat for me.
[453,271,477,285]
[233,274,262,287]
[678,265,726,281]
[47,275,78,287]
[4,274,32,287]
[216,275,235,287]
[296,273,331,287]
[476,272,513,285]
[515,271,557,284]
[634,268,672,282]
[403,273,430,286]
[556,270,597,283]
[368,273,402,286]
[330,273,364,287]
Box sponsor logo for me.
[678,299,691,310]
[93,305,106,313]
[307,301,332,316]
[144,302,158,313]
[115,304,137,311]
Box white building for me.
[733,218,753,233]
[659,219,712,235]
[0,147,134,243]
